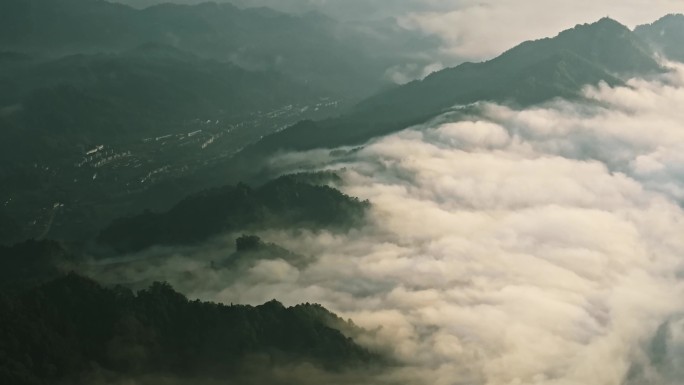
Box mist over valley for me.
[3,1,684,385]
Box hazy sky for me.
[399,0,684,60]
[116,0,684,61]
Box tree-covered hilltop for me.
[219,234,311,270]
[97,174,369,253]
[0,274,378,385]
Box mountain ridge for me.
[635,13,684,62]
[239,17,663,160]
[0,273,380,384]
[0,0,423,99]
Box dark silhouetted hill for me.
[97,174,369,253]
[0,274,378,385]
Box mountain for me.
[242,18,663,157]
[218,234,311,269]
[0,0,428,99]
[635,14,684,62]
[0,274,378,385]
[97,173,369,253]
[0,45,321,163]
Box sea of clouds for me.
[91,64,684,385]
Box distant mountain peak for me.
[595,16,626,26]
[244,14,668,157]
[259,299,286,310]
[561,16,630,38]
[640,13,684,26]
[528,16,659,75]
[635,13,684,62]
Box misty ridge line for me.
[238,13,684,165]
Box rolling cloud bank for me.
[90,64,684,384]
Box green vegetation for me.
[0,274,377,385]
[98,174,369,253]
[221,234,310,269]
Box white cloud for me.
[399,0,684,61]
[88,64,684,385]
[230,65,684,384]
[115,1,684,62]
